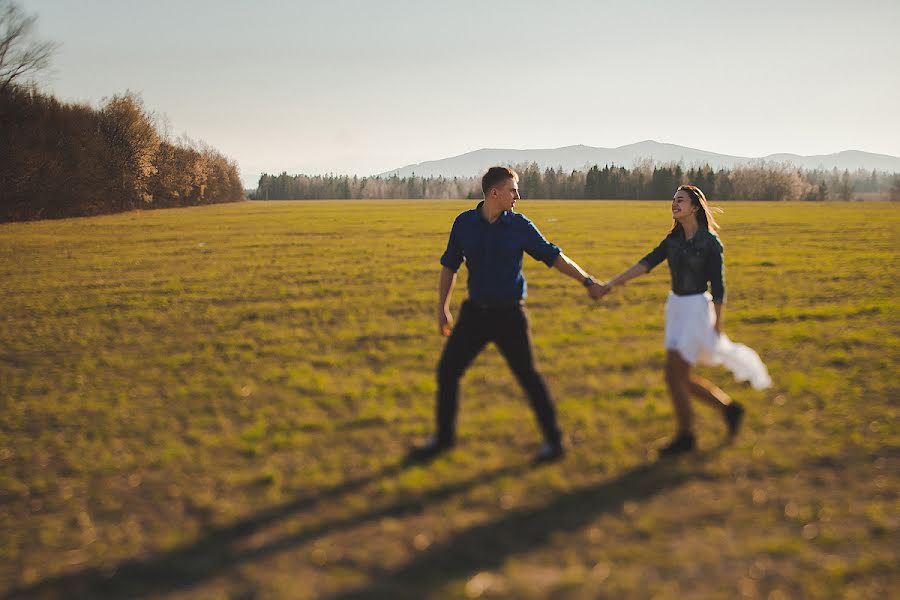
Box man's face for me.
[492,178,520,212]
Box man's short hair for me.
[481,166,518,195]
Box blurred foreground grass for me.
[0,200,897,599]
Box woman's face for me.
[672,190,699,221]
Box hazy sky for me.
[21,0,900,187]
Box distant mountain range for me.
[380,140,900,178]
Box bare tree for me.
[0,0,57,93]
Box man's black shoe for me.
[532,441,565,465]
[406,436,454,464]
[658,432,696,457]
[724,402,745,437]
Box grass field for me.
[0,200,897,600]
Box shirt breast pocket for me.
[686,247,706,271]
[497,237,523,262]
[458,232,483,261]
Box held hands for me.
[588,281,611,301]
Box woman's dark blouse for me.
[639,228,726,303]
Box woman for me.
[602,185,771,456]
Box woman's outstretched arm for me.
[603,236,665,294]
[606,262,650,290]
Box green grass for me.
[0,200,897,599]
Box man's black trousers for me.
[435,299,562,446]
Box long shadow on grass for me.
[324,449,723,600]
[3,459,531,600]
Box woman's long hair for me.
[671,184,723,235]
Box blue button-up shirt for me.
[440,201,562,302]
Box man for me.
[409,166,607,464]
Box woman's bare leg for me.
[689,374,745,437]
[687,375,731,409]
[665,350,694,435]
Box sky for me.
[20,0,900,187]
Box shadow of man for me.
[3,458,532,600]
[324,448,723,600]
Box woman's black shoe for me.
[724,402,745,437]
[658,432,696,457]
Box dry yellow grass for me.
[0,200,897,599]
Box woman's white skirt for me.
[664,292,772,390]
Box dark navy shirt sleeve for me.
[639,236,669,271]
[521,218,562,267]
[707,233,726,304]
[439,217,464,272]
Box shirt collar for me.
[476,200,513,225]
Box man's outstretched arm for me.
[438,266,457,336]
[552,253,607,298]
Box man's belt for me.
[467,298,524,310]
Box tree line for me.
[0,1,243,222]
[0,86,244,222]
[253,162,900,202]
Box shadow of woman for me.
[324,447,724,600]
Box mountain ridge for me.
[380,140,900,178]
